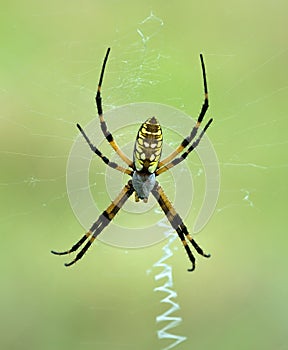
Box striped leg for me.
[151,182,210,271]
[95,48,133,168]
[155,118,212,176]
[158,54,210,168]
[51,181,134,266]
[77,123,132,175]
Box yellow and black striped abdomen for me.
[133,117,163,174]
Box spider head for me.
[132,172,156,203]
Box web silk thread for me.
[153,230,187,350]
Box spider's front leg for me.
[158,53,210,169]
[94,47,133,168]
[76,123,133,175]
[51,181,134,266]
[151,182,210,271]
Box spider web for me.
[1,4,287,350]
[1,11,193,350]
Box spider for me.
[52,48,213,271]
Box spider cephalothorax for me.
[132,172,156,203]
[52,48,213,271]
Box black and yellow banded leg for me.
[51,231,92,256]
[155,117,213,176]
[62,216,109,267]
[77,123,133,176]
[95,48,133,168]
[151,182,210,271]
[157,54,209,169]
[51,181,135,266]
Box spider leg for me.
[51,180,135,266]
[95,48,133,168]
[151,182,210,271]
[77,123,132,175]
[155,118,212,176]
[158,54,209,168]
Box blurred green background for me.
[1,1,287,349]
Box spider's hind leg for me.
[51,231,92,256]
[180,225,211,271]
[151,182,210,271]
[51,181,134,267]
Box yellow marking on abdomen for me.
[133,117,163,173]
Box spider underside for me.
[52,48,213,271]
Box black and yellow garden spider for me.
[52,48,213,271]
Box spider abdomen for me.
[133,116,163,173]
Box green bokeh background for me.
[1,1,287,349]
